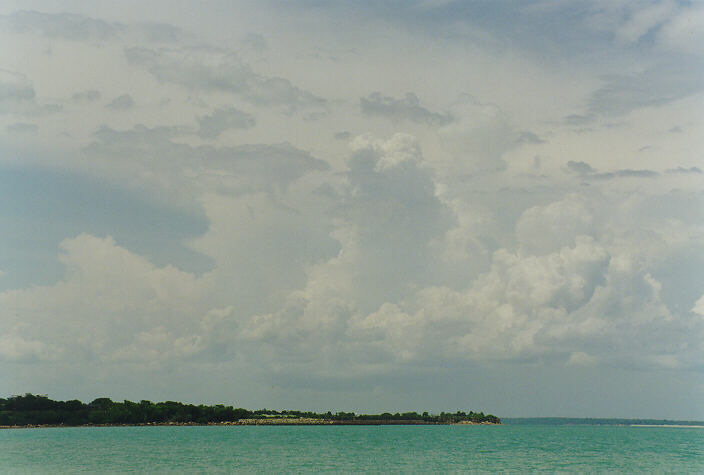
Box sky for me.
[0,0,703,419]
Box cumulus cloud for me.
[0,234,228,366]
[235,183,704,378]
[438,95,517,172]
[360,92,453,126]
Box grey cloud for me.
[566,160,658,180]
[563,113,595,126]
[1,10,195,46]
[515,131,545,144]
[137,23,189,43]
[198,107,255,139]
[85,124,329,195]
[0,70,63,117]
[342,135,454,308]
[6,122,38,134]
[71,90,101,103]
[0,10,122,41]
[106,94,135,110]
[666,166,702,175]
[36,104,63,115]
[241,33,268,53]
[125,47,326,112]
[334,131,352,140]
[589,63,704,117]
[566,160,596,176]
[0,70,35,112]
[591,169,659,180]
[360,92,453,126]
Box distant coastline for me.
[0,394,501,429]
[503,417,704,427]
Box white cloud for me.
[614,1,675,45]
[658,4,704,56]
[693,295,704,317]
[351,133,423,171]
[0,234,230,367]
[438,95,516,172]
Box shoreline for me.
[0,420,501,430]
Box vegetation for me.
[0,394,500,426]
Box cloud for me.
[614,0,675,45]
[657,3,704,56]
[563,113,595,127]
[83,124,330,199]
[71,90,101,103]
[6,122,38,134]
[106,94,135,110]
[0,234,227,366]
[516,193,596,255]
[0,69,63,117]
[237,183,704,377]
[0,70,35,113]
[565,160,659,180]
[241,33,268,53]
[588,64,704,117]
[0,331,56,363]
[666,167,702,175]
[197,107,255,139]
[125,46,326,112]
[136,23,189,43]
[360,92,453,126]
[590,169,659,180]
[693,295,704,316]
[0,10,122,41]
[438,95,517,172]
[566,160,596,176]
[515,131,545,145]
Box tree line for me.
[0,394,500,426]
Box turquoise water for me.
[1,425,702,472]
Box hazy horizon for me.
[1,0,703,420]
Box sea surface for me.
[1,424,702,472]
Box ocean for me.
[1,424,702,472]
